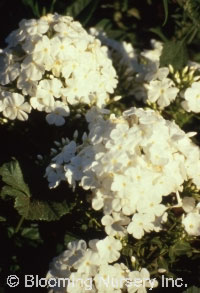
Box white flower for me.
[46,106,200,239]
[185,160,200,189]
[67,239,87,251]
[96,236,122,263]
[45,163,65,189]
[39,78,63,98]
[6,28,26,47]
[46,101,70,126]
[128,268,158,293]
[0,94,6,112]
[91,190,104,210]
[22,34,42,54]
[141,39,163,62]
[21,56,45,81]
[30,83,55,112]
[1,13,117,123]
[101,212,130,237]
[67,272,96,293]
[182,197,196,213]
[0,52,20,85]
[47,258,71,280]
[51,36,75,61]
[74,249,99,276]
[20,18,49,35]
[17,71,37,96]
[52,141,76,164]
[3,93,31,121]
[94,263,125,292]
[127,213,155,239]
[66,240,87,267]
[136,194,166,217]
[182,212,200,236]
[146,78,179,108]
[32,35,53,70]
[145,65,169,82]
[182,82,200,113]
[65,155,84,186]
[46,237,132,293]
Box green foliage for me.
[0,160,30,197]
[65,0,100,26]
[65,0,93,17]
[119,207,200,283]
[22,0,40,17]
[184,0,200,28]
[160,40,188,70]
[162,0,169,26]
[13,194,71,221]
[21,225,41,241]
[169,240,192,262]
[0,160,71,221]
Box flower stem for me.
[15,216,24,233]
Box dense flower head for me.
[46,237,157,293]
[46,106,200,238]
[91,31,200,112]
[0,13,117,124]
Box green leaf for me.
[65,0,93,18]
[22,0,40,17]
[122,0,128,12]
[150,237,163,249]
[122,246,133,257]
[162,0,169,26]
[95,18,112,31]
[1,185,28,200]
[50,0,57,14]
[0,216,6,222]
[2,185,70,220]
[149,27,168,42]
[160,40,188,70]
[0,160,71,221]
[108,30,125,41]
[169,240,191,262]
[183,286,200,293]
[157,256,169,271]
[14,194,71,221]
[79,0,100,26]
[21,225,41,241]
[0,160,30,197]
[184,0,200,28]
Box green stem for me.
[15,216,24,233]
[168,222,177,231]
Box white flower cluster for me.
[89,27,140,77]
[124,40,179,108]
[0,14,117,124]
[46,236,157,293]
[90,31,180,109]
[94,32,200,113]
[45,107,200,238]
